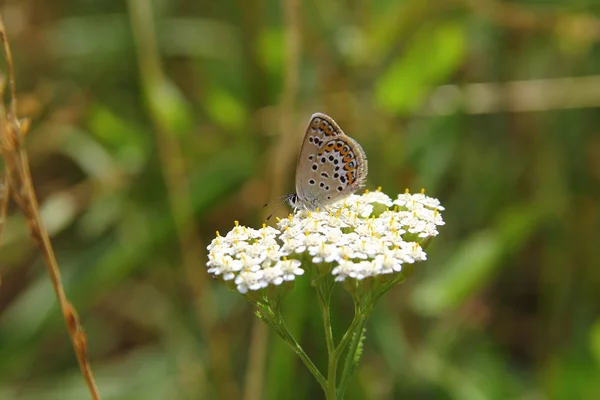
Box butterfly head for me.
[287,193,300,209]
[264,193,320,220]
[264,193,300,221]
[289,192,327,212]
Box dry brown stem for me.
[0,14,101,400]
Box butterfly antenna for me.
[262,193,293,208]
[265,195,293,221]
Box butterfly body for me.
[289,113,368,211]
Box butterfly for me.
[265,113,368,219]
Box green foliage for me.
[376,22,466,114]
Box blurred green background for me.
[1,0,600,399]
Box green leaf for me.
[146,77,195,136]
[376,22,466,114]
[412,205,545,315]
[204,87,249,131]
[590,319,600,365]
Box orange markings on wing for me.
[342,159,356,171]
[320,120,334,136]
[318,142,335,155]
[345,171,355,184]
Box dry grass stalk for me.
[0,14,101,400]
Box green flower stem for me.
[319,283,371,399]
[321,302,337,400]
[313,269,339,399]
[267,311,328,391]
[334,309,365,359]
[285,330,328,391]
[337,313,368,399]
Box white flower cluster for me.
[206,189,444,295]
[206,223,304,294]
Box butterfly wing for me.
[295,113,344,205]
[295,113,368,210]
[320,135,368,196]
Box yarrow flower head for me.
[206,188,444,301]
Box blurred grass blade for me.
[412,205,546,315]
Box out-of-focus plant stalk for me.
[127,1,238,398]
[243,0,302,399]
